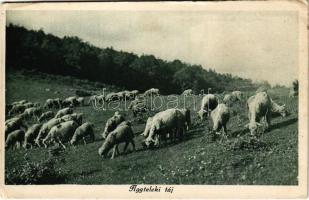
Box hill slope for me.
[5,71,298,185]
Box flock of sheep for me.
[5,87,289,159]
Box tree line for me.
[6,24,257,94]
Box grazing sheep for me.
[38,111,54,122]
[8,104,26,116]
[11,100,27,106]
[271,99,287,117]
[142,117,153,137]
[210,104,230,137]
[144,88,160,97]
[77,97,85,106]
[6,130,25,149]
[245,92,272,136]
[98,124,135,159]
[44,98,62,109]
[131,90,139,99]
[129,102,148,117]
[23,124,42,149]
[105,92,119,102]
[63,96,78,107]
[22,107,42,119]
[177,108,191,131]
[198,94,219,120]
[61,113,83,125]
[55,107,73,118]
[223,94,236,103]
[70,122,95,145]
[42,120,79,148]
[5,116,25,139]
[23,102,35,109]
[88,95,98,105]
[102,112,125,139]
[35,118,64,146]
[182,89,193,96]
[232,91,243,101]
[145,108,184,147]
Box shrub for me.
[5,150,67,185]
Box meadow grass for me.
[5,71,298,185]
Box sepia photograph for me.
[0,1,308,199]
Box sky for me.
[6,10,298,86]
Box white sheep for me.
[61,113,83,125]
[198,94,218,120]
[98,123,135,159]
[210,104,230,137]
[42,120,79,148]
[35,118,64,147]
[141,117,153,137]
[102,112,125,139]
[145,108,184,147]
[6,130,25,149]
[245,92,272,135]
[38,111,54,122]
[143,88,160,97]
[55,107,73,118]
[70,122,95,145]
[23,124,42,149]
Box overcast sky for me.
[7,10,298,86]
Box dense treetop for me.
[7,24,257,94]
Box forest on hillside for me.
[6,24,258,94]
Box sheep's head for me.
[102,119,114,139]
[98,134,116,157]
[278,104,287,117]
[245,121,263,135]
[198,110,207,120]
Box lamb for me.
[23,124,42,149]
[98,124,135,159]
[198,94,218,120]
[35,118,64,146]
[210,104,230,137]
[42,120,79,148]
[55,107,73,118]
[70,122,95,145]
[102,112,125,139]
[38,111,54,122]
[6,130,25,149]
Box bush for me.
[5,151,67,185]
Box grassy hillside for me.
[5,71,298,185]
